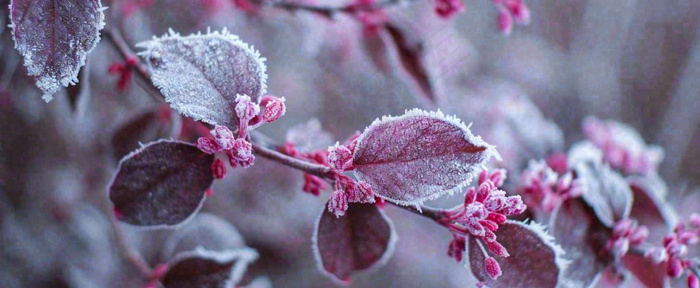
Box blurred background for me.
[0,0,699,287]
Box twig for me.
[103,27,164,103]
[251,141,335,179]
[109,215,154,277]
[267,0,417,18]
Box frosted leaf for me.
[572,155,633,227]
[137,28,267,128]
[9,0,105,102]
[352,109,499,205]
[550,199,612,287]
[160,213,245,260]
[312,203,397,283]
[467,221,566,288]
[163,247,258,288]
[108,140,215,228]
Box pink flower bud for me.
[506,1,530,24]
[480,219,499,232]
[211,158,227,179]
[691,213,700,228]
[689,275,699,288]
[447,237,466,262]
[644,247,668,263]
[434,0,464,19]
[667,258,684,278]
[197,137,221,154]
[352,181,375,203]
[211,125,236,150]
[328,189,348,217]
[487,212,507,224]
[328,143,353,172]
[614,219,633,236]
[629,226,649,245]
[464,187,477,205]
[261,96,286,123]
[234,94,260,122]
[483,229,497,243]
[612,238,630,259]
[486,241,510,258]
[489,169,507,187]
[227,139,255,168]
[497,8,513,35]
[484,257,502,279]
[303,174,326,196]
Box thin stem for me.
[109,216,154,277]
[103,27,163,103]
[398,203,447,222]
[267,0,416,17]
[250,142,335,179]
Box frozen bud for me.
[211,126,236,150]
[466,202,489,220]
[484,192,507,211]
[668,242,688,258]
[464,187,477,205]
[434,0,464,19]
[487,212,507,224]
[480,219,499,232]
[447,237,466,262]
[228,139,255,168]
[483,229,497,243]
[644,247,668,263]
[614,219,633,236]
[303,174,326,196]
[691,213,700,228]
[234,94,260,122]
[667,258,684,278]
[353,181,375,203]
[629,226,649,245]
[328,143,353,172]
[612,238,630,259]
[500,196,526,215]
[689,275,699,288]
[328,190,348,217]
[261,96,286,123]
[497,8,513,35]
[211,158,227,179]
[489,169,507,187]
[486,241,510,258]
[506,1,530,24]
[484,257,502,279]
[476,180,496,202]
[197,137,221,154]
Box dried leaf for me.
[137,28,267,128]
[468,221,566,288]
[163,247,258,288]
[312,203,397,283]
[352,109,499,205]
[9,0,105,102]
[109,140,215,228]
[550,199,613,287]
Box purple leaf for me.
[468,221,565,288]
[163,247,258,288]
[352,109,499,205]
[570,143,633,227]
[160,213,245,261]
[312,202,397,284]
[109,140,215,228]
[137,28,267,129]
[550,199,613,287]
[110,105,179,160]
[627,176,676,243]
[622,253,669,288]
[9,0,105,102]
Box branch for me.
[251,141,335,179]
[103,27,163,103]
[267,0,416,18]
[109,215,154,277]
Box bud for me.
[197,137,221,154]
[667,258,684,278]
[227,139,255,168]
[328,143,353,172]
[234,94,260,122]
[211,158,227,179]
[261,96,286,123]
[689,275,699,288]
[328,190,348,217]
[484,257,502,279]
[497,8,513,35]
[303,173,326,196]
[506,1,530,24]
[644,247,668,263]
[486,240,510,258]
[211,125,236,150]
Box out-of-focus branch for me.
[103,27,163,103]
[266,0,417,18]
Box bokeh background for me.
[1,0,699,287]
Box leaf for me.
[9,0,105,102]
[163,247,258,288]
[312,202,397,284]
[627,176,676,243]
[161,213,245,260]
[622,253,669,288]
[467,221,566,288]
[137,28,267,128]
[352,109,499,205]
[570,144,633,227]
[550,199,613,287]
[108,140,215,228]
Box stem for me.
[250,142,335,179]
[109,216,154,277]
[398,203,447,222]
[267,0,415,17]
[103,27,163,103]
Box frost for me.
[9,0,105,102]
[137,28,267,128]
[108,140,215,228]
[352,109,500,205]
[163,247,258,288]
[467,221,567,288]
[312,203,398,284]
